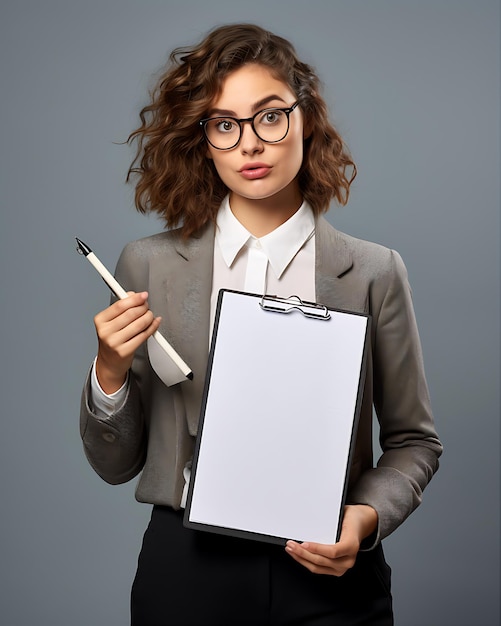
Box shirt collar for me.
[215,196,315,279]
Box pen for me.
[75,237,193,382]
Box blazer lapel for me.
[148,224,215,436]
[315,217,355,307]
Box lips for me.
[238,162,272,180]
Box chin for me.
[236,182,295,202]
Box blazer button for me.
[102,432,116,443]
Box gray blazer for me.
[80,216,442,547]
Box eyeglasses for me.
[200,102,299,151]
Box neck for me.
[229,187,303,238]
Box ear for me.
[303,117,313,140]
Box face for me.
[205,64,304,209]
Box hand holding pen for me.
[76,238,192,390]
[93,291,160,394]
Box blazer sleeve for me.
[79,241,149,485]
[348,249,443,547]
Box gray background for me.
[1,1,499,625]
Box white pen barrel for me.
[87,252,129,299]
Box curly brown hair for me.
[127,23,356,238]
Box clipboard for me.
[183,289,370,546]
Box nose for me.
[239,120,264,155]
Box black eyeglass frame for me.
[199,101,300,151]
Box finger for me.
[299,539,357,560]
[119,315,162,349]
[111,291,149,313]
[97,305,157,353]
[285,541,357,575]
[285,544,351,577]
[103,311,159,351]
[296,541,338,558]
[95,292,149,324]
[119,318,162,362]
[108,304,155,335]
[285,541,337,565]
[96,300,153,338]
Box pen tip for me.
[75,237,91,256]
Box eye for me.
[258,109,284,125]
[213,118,238,133]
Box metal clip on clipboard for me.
[259,294,331,320]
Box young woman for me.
[80,23,442,626]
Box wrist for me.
[95,357,128,394]
[359,505,378,540]
[346,504,378,543]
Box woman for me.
[80,23,442,625]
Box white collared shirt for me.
[90,196,316,425]
[211,195,316,333]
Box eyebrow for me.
[207,94,288,118]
